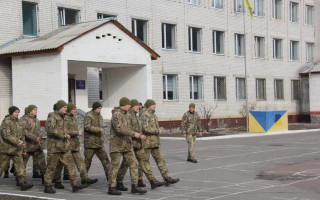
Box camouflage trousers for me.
[117,147,155,183]
[186,134,197,160]
[0,153,26,183]
[44,151,79,187]
[54,151,88,182]
[109,151,138,187]
[23,150,46,175]
[144,147,170,180]
[84,148,110,180]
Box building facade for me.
[0,0,319,126]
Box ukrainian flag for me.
[244,0,254,19]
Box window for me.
[162,23,176,49]
[274,79,284,100]
[236,78,246,100]
[190,76,203,100]
[305,5,313,25]
[306,43,314,62]
[188,27,201,52]
[254,36,264,58]
[235,0,244,13]
[188,0,200,5]
[256,78,266,100]
[272,0,282,19]
[290,41,299,61]
[213,31,224,54]
[132,19,148,44]
[58,7,79,26]
[235,34,244,56]
[22,2,37,36]
[291,80,300,100]
[273,38,282,59]
[289,2,298,23]
[99,71,103,100]
[214,77,226,100]
[253,0,263,16]
[163,75,177,100]
[97,13,116,19]
[212,0,223,9]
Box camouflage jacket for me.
[0,115,26,155]
[45,111,70,154]
[109,108,135,153]
[64,113,80,152]
[84,110,104,149]
[181,111,201,135]
[21,114,43,152]
[128,109,143,149]
[141,109,160,148]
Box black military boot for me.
[149,179,165,189]
[164,177,180,186]
[63,174,70,180]
[44,185,56,194]
[138,179,146,187]
[131,184,147,194]
[4,170,9,178]
[116,182,128,191]
[72,184,86,192]
[21,182,34,191]
[54,182,65,189]
[108,187,122,195]
[81,178,98,185]
[41,175,44,185]
[10,164,15,174]
[32,172,42,178]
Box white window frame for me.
[162,23,176,50]
[306,42,314,62]
[163,74,178,101]
[236,77,246,100]
[97,13,115,19]
[22,1,38,36]
[235,33,245,57]
[253,0,263,16]
[188,27,202,52]
[235,0,244,13]
[212,0,223,9]
[256,78,266,100]
[290,40,299,61]
[213,30,224,54]
[190,76,203,100]
[132,19,148,44]
[273,38,282,59]
[291,80,300,100]
[274,79,284,100]
[58,7,80,26]
[305,5,313,25]
[272,0,282,20]
[214,77,227,100]
[188,0,200,5]
[254,36,264,58]
[289,2,298,23]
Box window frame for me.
[274,79,284,100]
[272,0,282,20]
[235,33,245,57]
[273,38,282,59]
[291,80,300,100]
[132,18,148,44]
[256,78,266,100]
[212,0,223,9]
[254,36,265,58]
[289,1,298,23]
[162,23,176,50]
[305,5,313,25]
[290,40,299,61]
[97,13,116,19]
[306,42,314,62]
[214,76,227,100]
[213,30,224,55]
[189,75,203,100]
[22,1,38,36]
[58,7,80,26]
[236,77,246,100]
[235,0,244,13]
[188,0,200,5]
[188,27,202,52]
[253,0,264,16]
[163,74,178,101]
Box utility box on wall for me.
[249,111,288,133]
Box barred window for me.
[274,79,284,100]
[163,74,178,100]
[291,80,300,100]
[214,77,226,100]
[256,78,266,100]
[236,78,246,100]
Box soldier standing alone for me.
[181,103,202,163]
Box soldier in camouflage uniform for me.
[83,102,110,180]
[181,103,203,163]
[108,97,147,195]
[141,99,180,186]
[0,106,33,191]
[44,100,86,194]
[21,105,46,184]
[53,103,98,189]
[116,99,165,190]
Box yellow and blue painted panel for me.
[249,111,288,133]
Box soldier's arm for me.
[23,119,38,141]
[1,123,20,145]
[197,114,202,132]
[46,117,66,139]
[181,113,188,134]
[84,115,102,134]
[68,119,79,137]
[141,114,159,135]
[111,113,135,136]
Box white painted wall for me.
[309,73,320,112]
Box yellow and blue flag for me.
[244,0,254,19]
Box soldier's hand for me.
[66,134,71,140]
[101,129,105,134]
[199,132,203,137]
[18,141,24,146]
[183,134,186,138]
[36,137,41,142]
[159,129,162,134]
[140,135,146,140]
[134,132,141,138]
[78,131,83,136]
[23,152,27,156]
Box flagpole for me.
[243,1,249,133]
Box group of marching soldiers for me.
[0,97,185,195]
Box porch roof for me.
[300,63,320,74]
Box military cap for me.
[92,102,102,111]
[55,100,67,110]
[27,105,37,114]
[145,99,156,108]
[119,97,130,106]
[24,107,29,115]
[131,99,139,107]
[189,103,196,108]
[8,106,20,115]
[67,103,76,113]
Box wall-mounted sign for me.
[76,80,86,89]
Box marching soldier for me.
[108,97,147,195]
[83,102,110,180]
[181,103,203,163]
[0,106,33,190]
[141,99,180,186]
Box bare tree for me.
[198,104,218,132]
[239,102,257,128]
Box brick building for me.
[0,0,319,126]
